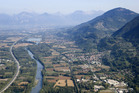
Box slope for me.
[66,7,138,51]
[97,16,139,92]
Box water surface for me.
[27,49,43,93]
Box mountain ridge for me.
[0,10,104,27]
[65,7,138,51]
[97,15,139,92]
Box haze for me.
[0,0,139,14]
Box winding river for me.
[26,38,43,93]
[27,49,43,93]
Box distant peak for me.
[102,7,137,16]
[42,12,49,15]
[19,11,31,15]
[111,7,133,12]
[72,10,85,14]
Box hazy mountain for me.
[66,10,104,25]
[0,14,12,25]
[13,12,38,25]
[0,10,103,27]
[65,7,138,51]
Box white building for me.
[107,79,119,86]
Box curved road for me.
[0,41,20,93]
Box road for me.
[0,41,20,93]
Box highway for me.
[0,41,20,93]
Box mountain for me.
[0,10,103,27]
[0,14,12,25]
[65,7,138,51]
[113,16,139,46]
[98,16,139,51]
[66,10,104,25]
[13,12,38,25]
[97,16,139,92]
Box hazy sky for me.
[0,0,139,14]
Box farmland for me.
[0,29,133,93]
[0,30,37,93]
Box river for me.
[27,49,43,93]
[26,37,43,93]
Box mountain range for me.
[0,10,103,27]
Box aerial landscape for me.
[0,0,139,93]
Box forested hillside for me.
[98,16,139,92]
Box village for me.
[39,32,133,93]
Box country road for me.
[0,41,20,93]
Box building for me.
[107,79,119,86]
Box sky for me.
[0,0,139,15]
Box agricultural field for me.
[0,32,20,91]
[0,30,38,93]
[38,32,130,93]
[0,30,131,93]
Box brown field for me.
[43,56,54,63]
[60,63,68,66]
[44,56,54,59]
[6,37,22,42]
[45,41,52,44]
[14,43,33,48]
[0,43,8,48]
[53,63,68,68]
[75,75,85,79]
[60,73,68,75]
[52,52,60,56]
[43,62,52,65]
[99,90,114,93]
[53,45,66,49]
[18,82,29,86]
[85,76,90,79]
[45,76,57,79]
[47,79,57,83]
[57,75,71,80]
[92,68,101,72]
[101,65,110,70]
[74,70,88,74]
[67,80,74,87]
[53,64,61,68]
[54,80,66,87]
[50,49,60,56]
[46,75,71,80]
[46,68,54,71]
[0,79,8,81]
[54,67,70,72]
[75,75,90,79]
[18,76,26,80]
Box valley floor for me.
[0,29,134,93]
